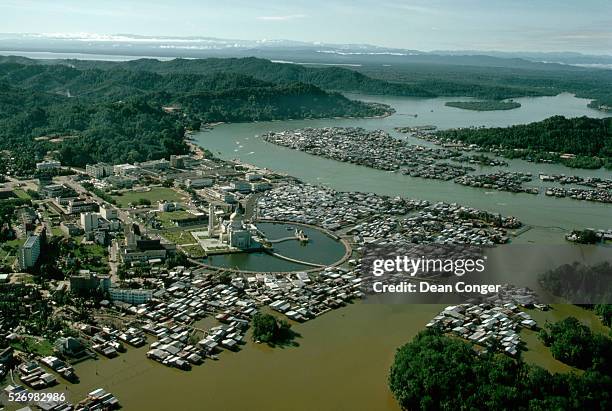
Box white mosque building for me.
[210,204,261,250]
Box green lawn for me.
[12,189,31,200]
[11,337,55,356]
[77,244,107,257]
[160,229,198,245]
[51,226,65,237]
[112,187,185,208]
[181,244,207,258]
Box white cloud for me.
[256,14,306,21]
[384,2,439,14]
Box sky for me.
[0,0,611,53]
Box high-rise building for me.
[80,212,99,233]
[19,235,41,269]
[69,270,111,295]
[170,155,184,169]
[99,205,118,220]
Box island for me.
[445,100,521,111]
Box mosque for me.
[208,204,262,250]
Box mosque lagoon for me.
[195,204,349,272]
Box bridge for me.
[268,236,301,244]
[265,228,309,244]
[265,250,325,268]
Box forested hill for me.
[0,61,392,106]
[436,116,612,163]
[0,61,389,173]
[0,56,435,97]
[116,57,435,96]
[357,62,612,110]
[0,62,390,125]
[18,55,611,108]
[4,55,612,108]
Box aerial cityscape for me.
[0,1,611,410]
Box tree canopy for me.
[251,312,293,345]
[436,116,612,168]
[538,316,612,375]
[0,60,389,174]
[389,329,612,410]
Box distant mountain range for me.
[1,32,611,69]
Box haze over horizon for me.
[0,0,610,54]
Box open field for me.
[12,188,32,200]
[111,187,185,208]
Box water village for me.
[259,182,520,247]
[261,127,611,202]
[261,127,465,173]
[455,171,539,194]
[426,301,541,358]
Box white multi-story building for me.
[19,235,41,269]
[109,288,153,304]
[158,201,180,212]
[251,182,272,192]
[113,164,140,176]
[99,205,118,220]
[36,160,61,171]
[80,212,99,233]
[245,173,263,182]
[85,163,114,179]
[230,180,252,194]
[137,159,169,171]
[169,155,184,168]
[67,199,97,214]
[121,248,167,263]
[185,178,213,188]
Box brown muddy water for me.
[27,303,607,411]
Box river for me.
[49,304,608,411]
[193,93,611,244]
